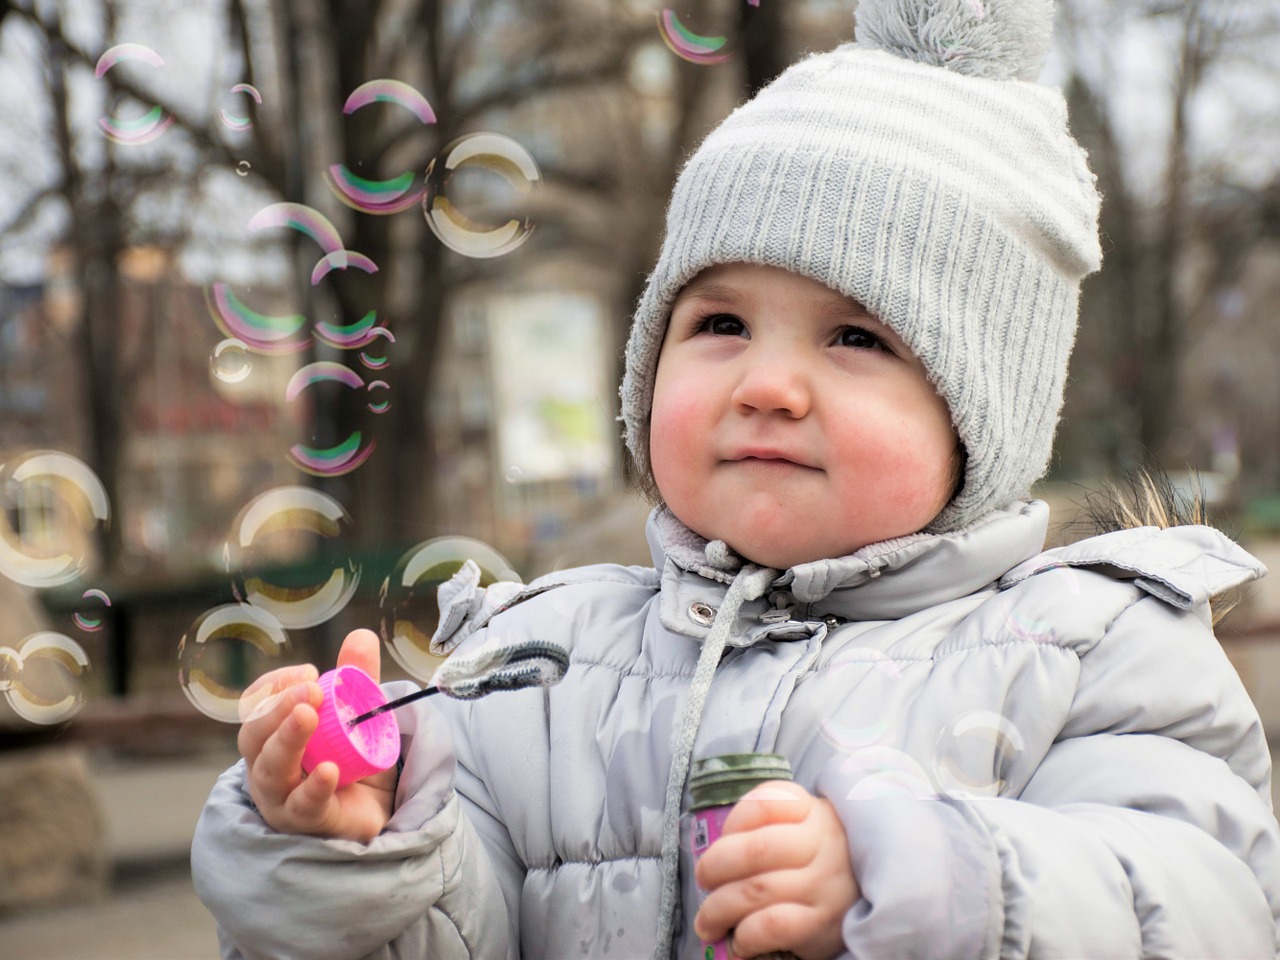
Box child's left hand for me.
[692,780,858,960]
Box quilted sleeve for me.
[819,594,1280,958]
[191,685,519,960]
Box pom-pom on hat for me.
[619,0,1102,534]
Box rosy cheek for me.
[649,385,704,485]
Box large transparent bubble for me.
[326,79,437,216]
[224,486,361,630]
[379,537,520,682]
[933,709,1026,798]
[0,451,111,589]
[283,363,379,476]
[178,603,293,723]
[95,43,174,145]
[4,632,91,725]
[422,133,541,259]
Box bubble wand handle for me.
[346,638,571,728]
[347,686,442,727]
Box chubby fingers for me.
[237,674,321,762]
[238,663,319,726]
[245,694,320,809]
[694,783,858,954]
[721,779,813,835]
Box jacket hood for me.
[647,500,1050,637]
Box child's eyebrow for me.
[674,280,743,305]
[818,297,877,323]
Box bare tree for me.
[1056,0,1280,493]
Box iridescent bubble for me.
[235,160,251,177]
[211,337,253,384]
[0,451,110,589]
[247,202,344,255]
[284,362,376,476]
[0,646,20,691]
[310,251,378,287]
[94,42,165,77]
[220,83,263,131]
[836,746,936,801]
[820,716,891,753]
[422,133,541,259]
[326,80,436,215]
[178,604,292,723]
[366,380,391,414]
[343,78,436,124]
[95,43,174,145]
[224,487,360,630]
[6,632,91,725]
[656,10,731,65]
[314,311,379,351]
[379,537,520,683]
[73,588,112,633]
[504,465,524,484]
[359,327,396,370]
[933,709,1025,798]
[205,283,308,356]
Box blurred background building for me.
[0,0,1277,954]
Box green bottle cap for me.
[689,752,793,811]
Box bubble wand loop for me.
[346,638,570,728]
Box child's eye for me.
[837,325,890,352]
[697,313,747,337]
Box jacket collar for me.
[647,501,1050,639]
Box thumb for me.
[336,628,382,682]
[721,779,812,835]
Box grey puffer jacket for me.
[193,500,1280,959]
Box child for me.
[193,0,1280,956]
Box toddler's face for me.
[649,262,958,569]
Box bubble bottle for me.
[689,752,800,960]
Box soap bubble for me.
[247,202,344,256]
[836,746,936,801]
[95,43,174,145]
[206,283,308,356]
[326,80,436,215]
[211,337,253,384]
[366,380,391,414]
[313,311,379,351]
[656,10,731,65]
[284,362,378,476]
[178,603,292,723]
[0,451,110,589]
[235,160,252,177]
[0,646,18,691]
[225,486,360,630]
[379,537,520,682]
[220,83,263,132]
[422,133,541,258]
[73,588,112,633]
[933,710,1025,798]
[5,632,91,725]
[358,327,395,370]
[820,716,891,753]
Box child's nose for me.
[730,351,812,418]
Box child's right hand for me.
[236,628,397,844]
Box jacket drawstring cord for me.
[652,562,778,960]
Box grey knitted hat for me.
[620,0,1102,533]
